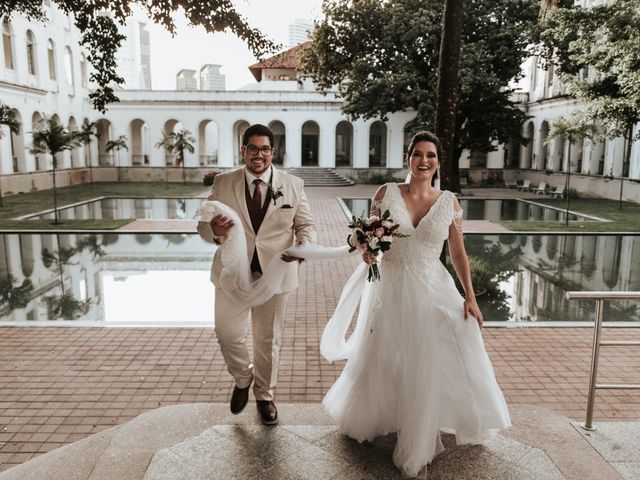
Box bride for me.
[322,131,511,478]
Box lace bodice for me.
[377,183,460,268]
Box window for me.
[26,30,35,75]
[47,39,56,80]
[80,53,87,87]
[2,19,14,70]
[64,46,73,87]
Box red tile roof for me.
[248,42,310,82]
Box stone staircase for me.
[285,167,354,187]
[0,403,628,480]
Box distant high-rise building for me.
[115,18,152,89]
[199,64,225,90]
[176,69,197,90]
[288,18,313,48]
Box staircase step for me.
[285,167,354,186]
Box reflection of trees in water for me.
[0,274,34,310]
[40,234,104,320]
[447,239,522,321]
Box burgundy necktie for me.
[252,178,262,209]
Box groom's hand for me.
[210,214,234,237]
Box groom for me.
[197,123,316,425]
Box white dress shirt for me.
[244,166,272,208]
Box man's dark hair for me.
[243,124,274,147]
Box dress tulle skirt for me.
[322,259,511,478]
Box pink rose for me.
[375,227,385,238]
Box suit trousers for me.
[214,282,289,402]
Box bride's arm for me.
[447,196,483,327]
[361,185,387,265]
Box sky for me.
[144,0,324,91]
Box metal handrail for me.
[565,291,640,431]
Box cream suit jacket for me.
[197,166,317,293]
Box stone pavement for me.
[0,185,639,476]
[0,403,635,480]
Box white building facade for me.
[0,3,639,202]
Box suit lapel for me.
[233,168,253,231]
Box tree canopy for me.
[300,0,540,164]
[0,1,279,113]
[538,0,640,142]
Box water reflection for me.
[0,233,638,323]
[340,198,595,222]
[0,233,214,323]
[25,198,204,220]
[463,234,640,322]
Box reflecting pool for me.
[0,233,638,323]
[24,197,205,220]
[0,232,214,324]
[340,198,599,222]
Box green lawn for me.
[0,182,208,230]
[499,197,640,232]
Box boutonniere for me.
[267,184,284,206]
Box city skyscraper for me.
[199,64,226,90]
[288,18,313,48]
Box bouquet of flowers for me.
[347,209,407,281]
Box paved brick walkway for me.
[1,185,639,472]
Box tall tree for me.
[76,120,99,186]
[435,0,464,191]
[300,0,539,187]
[30,117,80,224]
[0,1,279,112]
[547,116,601,224]
[538,0,640,207]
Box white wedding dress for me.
[322,183,511,478]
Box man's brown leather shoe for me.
[256,400,278,425]
[230,380,252,415]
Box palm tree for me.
[0,103,21,207]
[30,117,80,224]
[105,135,128,182]
[155,129,175,188]
[76,120,99,186]
[155,129,196,185]
[0,103,21,139]
[172,129,195,184]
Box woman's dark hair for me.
[242,123,274,147]
[405,131,442,185]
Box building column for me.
[386,119,404,169]
[145,118,165,167]
[630,124,640,180]
[0,126,13,174]
[605,136,625,177]
[319,120,335,168]
[217,120,235,167]
[353,119,370,168]
[285,123,301,168]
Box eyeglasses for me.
[245,145,274,156]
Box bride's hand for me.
[361,252,377,265]
[464,296,483,328]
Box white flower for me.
[368,237,379,248]
[381,235,392,243]
[365,215,379,226]
[381,220,394,228]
